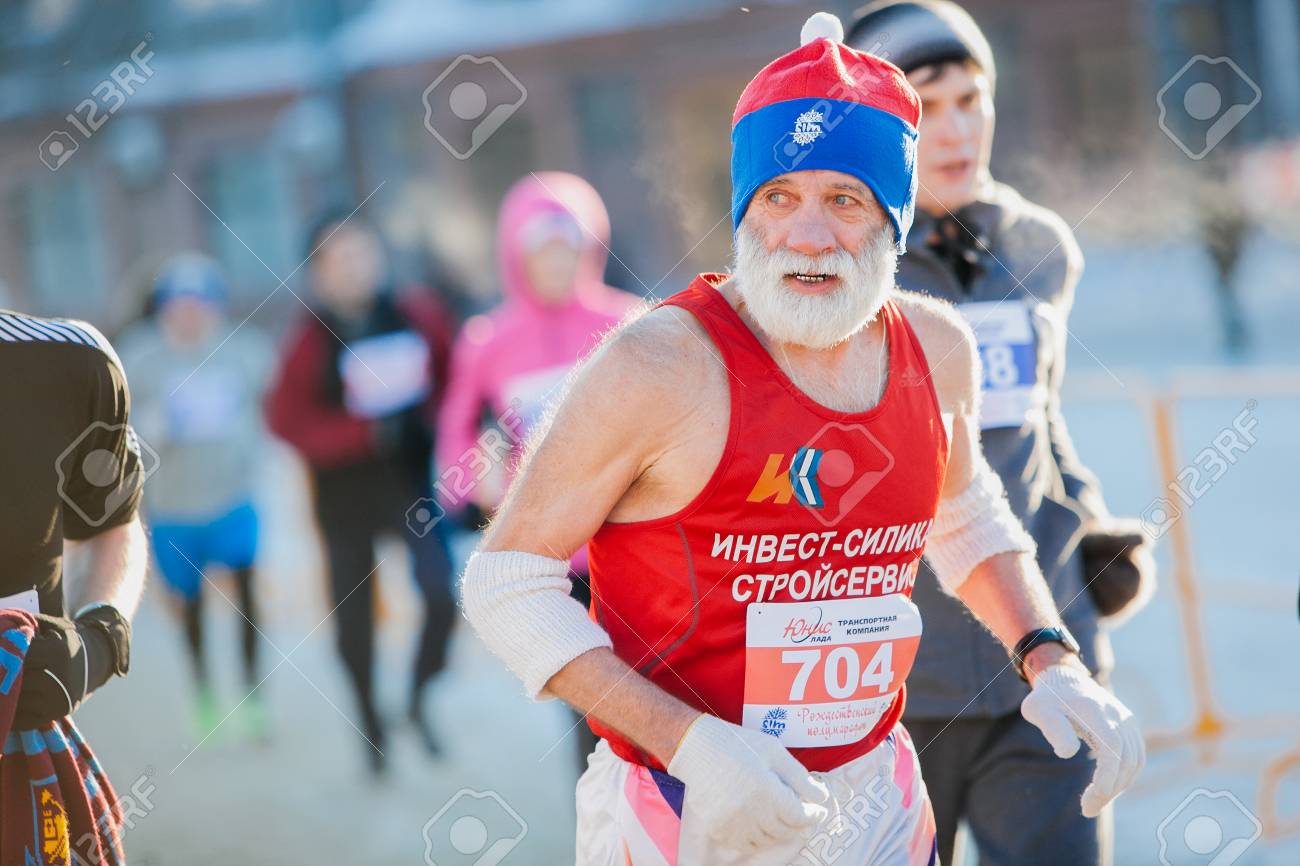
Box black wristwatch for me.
[1011,625,1079,683]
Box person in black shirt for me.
[0,309,146,729]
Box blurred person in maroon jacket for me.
[265,209,457,775]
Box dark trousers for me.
[184,566,259,690]
[907,711,1111,866]
[312,460,457,743]
[568,569,600,771]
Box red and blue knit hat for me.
[731,12,922,251]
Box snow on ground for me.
[76,232,1300,865]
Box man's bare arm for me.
[476,308,718,763]
[64,515,148,618]
[14,515,148,728]
[945,410,1078,681]
[545,649,701,764]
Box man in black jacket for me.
[848,3,1156,863]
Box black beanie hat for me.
[846,0,996,92]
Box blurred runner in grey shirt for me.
[119,254,273,741]
[848,4,1156,864]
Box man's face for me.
[911,62,994,214]
[734,169,898,349]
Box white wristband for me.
[459,550,612,701]
[924,462,1035,594]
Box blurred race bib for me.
[339,330,430,418]
[958,302,1044,430]
[0,589,40,615]
[164,367,243,442]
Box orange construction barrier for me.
[1067,367,1300,840]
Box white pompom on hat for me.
[800,11,844,46]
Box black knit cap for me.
[846,1,996,92]
[303,204,379,261]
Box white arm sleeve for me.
[460,550,613,701]
[924,461,1036,595]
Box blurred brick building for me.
[0,0,1296,325]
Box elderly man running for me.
[462,13,1144,865]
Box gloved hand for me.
[1080,519,1156,620]
[1020,663,1145,817]
[14,606,130,729]
[667,713,830,851]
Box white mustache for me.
[732,225,897,349]
[761,247,856,280]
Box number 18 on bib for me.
[958,301,1043,430]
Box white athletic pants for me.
[575,723,938,866]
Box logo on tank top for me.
[746,421,896,527]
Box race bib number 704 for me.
[742,595,922,748]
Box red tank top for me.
[587,274,948,773]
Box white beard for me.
[732,224,898,349]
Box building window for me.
[21,172,106,317]
[1157,0,1270,143]
[201,146,298,301]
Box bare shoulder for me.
[891,289,979,414]
[575,298,723,402]
[502,292,730,529]
[530,294,728,461]
[603,299,714,370]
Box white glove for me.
[1020,663,1146,817]
[667,714,830,851]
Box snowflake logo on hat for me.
[791,109,825,145]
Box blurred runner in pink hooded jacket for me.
[438,173,639,569]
